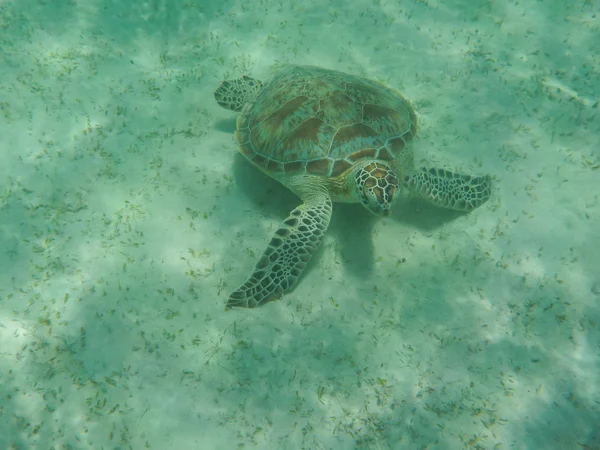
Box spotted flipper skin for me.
[214,76,263,112]
[405,168,492,212]
[227,194,332,309]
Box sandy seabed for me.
[0,0,599,449]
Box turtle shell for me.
[234,65,417,178]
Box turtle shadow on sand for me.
[392,195,466,230]
[214,117,237,135]
[230,151,466,281]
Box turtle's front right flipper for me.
[405,168,492,212]
[227,194,332,309]
[214,76,263,112]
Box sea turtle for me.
[214,65,491,309]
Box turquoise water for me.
[0,0,598,448]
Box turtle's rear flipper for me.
[214,76,263,112]
[405,168,492,212]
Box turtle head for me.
[354,161,399,216]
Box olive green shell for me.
[234,65,417,177]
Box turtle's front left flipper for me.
[405,168,492,212]
[227,193,333,309]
